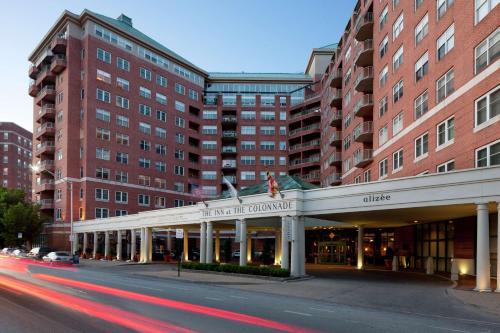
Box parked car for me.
[12,249,28,257]
[1,248,14,255]
[28,247,53,260]
[42,251,73,263]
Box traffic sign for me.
[175,229,184,239]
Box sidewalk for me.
[448,275,500,316]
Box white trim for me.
[414,153,428,163]
[473,115,500,133]
[373,59,500,157]
[436,138,454,152]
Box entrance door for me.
[318,241,347,264]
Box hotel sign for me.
[363,193,391,203]
[202,200,293,218]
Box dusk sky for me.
[0,0,356,132]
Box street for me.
[1,256,499,333]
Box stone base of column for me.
[473,287,492,292]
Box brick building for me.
[0,122,32,195]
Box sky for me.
[0,0,356,132]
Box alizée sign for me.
[363,193,391,203]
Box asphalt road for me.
[1,258,500,333]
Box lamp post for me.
[31,163,75,253]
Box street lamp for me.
[31,162,75,253]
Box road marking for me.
[309,307,336,313]
[205,297,223,301]
[229,295,248,300]
[427,326,472,333]
[284,310,312,317]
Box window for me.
[393,112,403,135]
[138,194,150,206]
[414,91,429,119]
[116,115,129,128]
[393,149,403,171]
[174,199,184,207]
[116,133,129,146]
[156,74,167,87]
[174,182,184,192]
[280,126,287,136]
[139,140,151,151]
[176,133,185,144]
[139,122,151,135]
[202,171,217,180]
[393,80,404,103]
[280,111,287,121]
[345,46,351,63]
[116,152,129,164]
[475,87,500,127]
[174,149,184,160]
[415,14,429,45]
[202,156,217,165]
[115,210,128,217]
[379,35,388,58]
[436,69,454,103]
[241,171,256,180]
[260,126,275,135]
[156,93,167,105]
[415,0,424,10]
[189,89,199,101]
[343,135,351,151]
[260,111,275,120]
[139,67,152,81]
[203,110,217,119]
[379,125,388,145]
[379,66,388,87]
[437,160,455,172]
[117,57,130,71]
[155,197,166,208]
[437,24,455,60]
[116,95,129,109]
[241,141,256,150]
[364,170,371,182]
[437,116,455,147]
[96,167,110,179]
[96,128,110,141]
[174,165,184,176]
[175,117,185,128]
[96,108,110,122]
[156,127,166,139]
[95,188,109,201]
[241,126,256,135]
[393,0,400,8]
[379,6,388,30]
[96,88,111,103]
[96,148,110,160]
[241,111,256,120]
[156,144,166,155]
[202,125,217,135]
[260,156,275,166]
[475,0,498,24]
[115,191,128,204]
[97,48,111,64]
[392,46,404,71]
[97,69,111,83]
[117,77,129,91]
[175,83,185,95]
[344,68,352,86]
[202,141,216,150]
[344,113,352,129]
[139,87,151,99]
[155,161,166,172]
[393,13,404,40]
[156,110,167,122]
[379,158,388,179]
[475,29,500,74]
[260,141,275,150]
[437,0,453,19]
[240,156,256,166]
[139,157,150,168]
[279,141,287,150]
[115,171,128,183]
[95,208,109,219]
[139,104,151,116]
[476,140,500,167]
[415,133,429,159]
[175,101,185,112]
[138,175,150,186]
[379,96,388,117]
[415,52,429,81]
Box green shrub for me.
[181,262,290,277]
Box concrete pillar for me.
[274,229,282,265]
[93,231,98,259]
[144,227,152,263]
[215,230,220,262]
[291,216,305,277]
[130,229,136,261]
[82,233,88,257]
[497,203,500,293]
[426,257,434,275]
[166,231,172,252]
[200,222,207,263]
[247,234,252,263]
[475,203,491,292]
[239,219,247,267]
[206,222,213,264]
[116,230,122,261]
[104,231,110,260]
[357,225,365,270]
[139,228,145,263]
[183,228,189,261]
[299,216,306,276]
[392,256,398,271]
[281,216,290,270]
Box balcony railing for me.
[353,121,374,142]
[325,173,342,185]
[329,111,343,127]
[328,152,342,165]
[50,54,67,74]
[355,11,374,41]
[37,122,55,133]
[221,131,238,140]
[301,171,321,181]
[221,146,237,153]
[354,149,373,167]
[37,199,54,209]
[289,123,320,136]
[329,68,343,88]
[222,161,237,168]
[290,155,320,166]
[354,39,373,67]
[329,89,343,108]
[290,108,320,120]
[329,131,342,146]
[289,140,321,152]
[221,176,237,184]
[353,94,374,117]
[221,116,237,123]
[354,67,373,93]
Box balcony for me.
[28,81,39,97]
[329,68,343,89]
[51,34,67,54]
[354,149,373,168]
[36,180,55,193]
[221,115,237,125]
[354,67,373,93]
[353,94,374,117]
[326,173,342,186]
[329,131,342,147]
[289,155,320,168]
[35,104,56,123]
[35,122,55,140]
[221,160,237,170]
[289,123,320,137]
[50,55,67,74]
[34,141,55,157]
[289,140,321,153]
[221,146,237,155]
[35,86,56,106]
[353,121,374,143]
[35,66,56,86]
[29,64,39,79]
[354,39,373,67]
[290,108,320,121]
[329,89,343,109]
[355,12,374,41]
[329,111,342,127]
[37,199,54,210]
[301,171,321,182]
[221,175,237,184]
[328,152,342,166]
[36,160,55,173]
[221,131,237,142]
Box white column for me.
[291,216,305,277]
[183,228,189,261]
[206,222,213,264]
[475,203,491,292]
[496,203,500,293]
[93,232,98,259]
[215,230,220,262]
[116,230,122,261]
[247,234,252,263]
[145,227,152,263]
[200,222,207,263]
[104,231,110,260]
[239,219,247,266]
[130,229,136,261]
[281,216,290,270]
[274,229,282,265]
[140,227,145,263]
[299,216,306,276]
[357,225,365,270]
[82,233,88,257]
[166,231,172,252]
